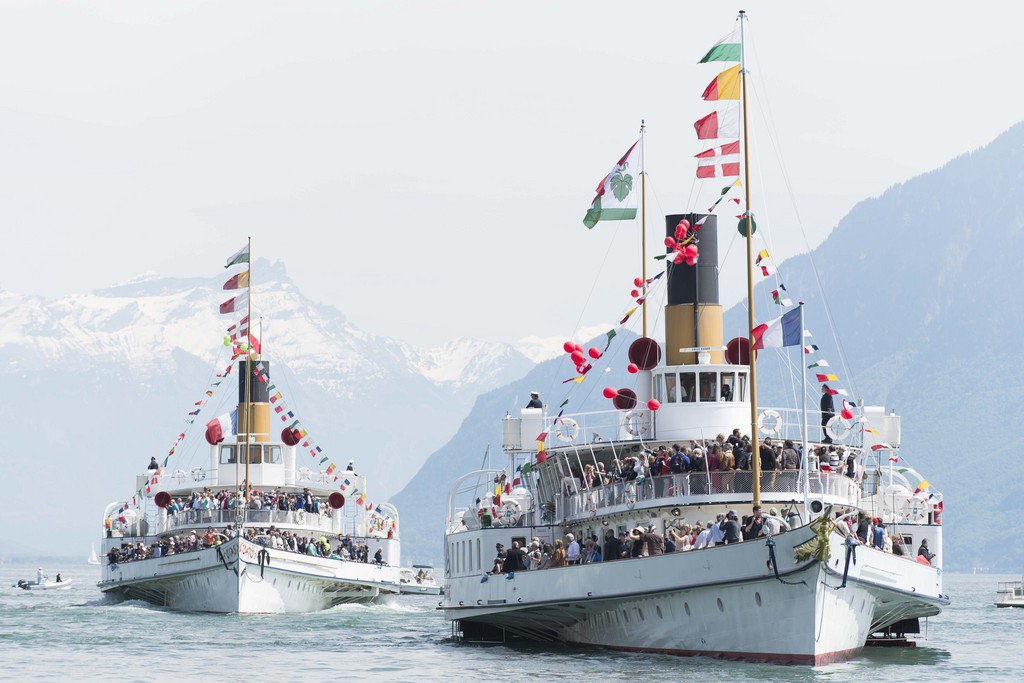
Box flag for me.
[807,360,830,368]
[804,344,819,354]
[751,308,801,350]
[206,409,238,442]
[771,288,793,307]
[755,249,770,263]
[248,334,261,355]
[913,480,930,494]
[223,271,250,290]
[562,375,585,384]
[888,455,899,463]
[220,291,248,315]
[755,249,773,276]
[619,307,637,324]
[702,64,741,101]
[826,388,848,396]
[226,316,250,340]
[862,427,879,435]
[225,243,249,268]
[699,36,741,63]
[815,373,839,382]
[694,108,740,140]
[270,392,282,403]
[583,140,641,229]
[695,141,740,178]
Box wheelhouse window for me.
[665,373,678,403]
[680,372,696,403]
[737,372,748,401]
[699,372,717,402]
[219,445,236,465]
[720,372,736,402]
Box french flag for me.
[205,410,237,444]
[751,308,802,350]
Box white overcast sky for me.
[1,1,1019,348]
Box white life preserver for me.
[757,409,783,436]
[624,411,650,437]
[173,469,187,483]
[497,499,522,526]
[902,495,928,524]
[825,416,853,442]
[297,467,313,481]
[191,467,206,482]
[553,417,579,443]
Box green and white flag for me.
[583,140,640,229]
[699,35,741,63]
[225,243,250,268]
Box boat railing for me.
[559,470,859,523]
[166,508,339,533]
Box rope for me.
[765,537,807,587]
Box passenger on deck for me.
[148,457,160,471]
[821,385,835,444]
[549,539,567,568]
[917,539,935,565]
[743,505,764,540]
[721,510,743,544]
[526,391,543,409]
[503,541,526,573]
[566,534,581,565]
[603,529,619,562]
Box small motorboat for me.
[15,577,73,591]
[996,570,1024,607]
[399,565,442,595]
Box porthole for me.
[755,592,762,606]
[717,598,724,612]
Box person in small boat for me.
[526,391,543,409]
[55,574,62,583]
[36,567,45,585]
[820,384,835,444]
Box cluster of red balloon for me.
[562,340,601,376]
[664,218,699,266]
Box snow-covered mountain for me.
[0,259,535,558]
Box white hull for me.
[399,583,443,596]
[17,579,74,591]
[445,525,946,665]
[99,537,401,613]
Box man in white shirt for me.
[566,533,581,565]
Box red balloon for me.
[570,350,585,364]
[675,226,688,241]
[685,244,698,257]
[633,277,643,287]
[562,341,575,354]
[574,343,583,352]
[627,363,639,374]
[603,387,617,399]
[685,255,697,266]
[647,399,661,411]
[672,251,685,264]
[588,347,602,359]
[678,219,690,230]
[630,289,639,298]
[664,236,676,248]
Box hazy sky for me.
[1,2,1019,348]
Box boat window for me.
[475,538,481,571]
[720,373,736,402]
[264,445,282,464]
[665,373,678,403]
[737,372,748,402]
[219,445,236,465]
[680,372,696,403]
[699,372,717,402]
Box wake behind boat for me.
[442,12,946,665]
[97,241,402,613]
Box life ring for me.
[173,469,187,483]
[757,409,783,436]
[901,496,927,524]
[553,417,579,443]
[191,467,206,482]
[624,411,650,437]
[297,467,312,481]
[825,416,853,442]
[498,500,522,526]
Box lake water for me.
[1,564,1020,682]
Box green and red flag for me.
[583,140,641,229]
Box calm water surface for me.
[1,564,1019,682]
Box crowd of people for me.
[104,526,386,566]
[165,486,333,520]
[563,430,860,494]
[488,504,806,574]
[839,511,938,565]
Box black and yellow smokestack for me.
[665,213,724,366]
[237,359,271,443]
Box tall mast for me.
[640,120,648,338]
[738,10,761,506]
[244,236,252,513]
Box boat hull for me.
[444,525,946,665]
[99,537,401,613]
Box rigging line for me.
[745,25,859,401]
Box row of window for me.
[653,369,748,405]
[219,444,282,465]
